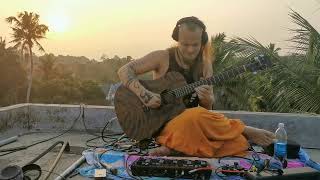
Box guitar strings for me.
[164,61,263,98]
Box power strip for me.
[130,157,212,179]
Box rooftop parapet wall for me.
[0,103,121,137]
[1,104,320,148]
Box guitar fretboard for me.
[171,64,254,98]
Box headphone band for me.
[172,16,208,45]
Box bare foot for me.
[243,126,275,147]
[148,146,172,156]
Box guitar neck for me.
[172,65,249,98]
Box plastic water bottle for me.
[274,123,287,161]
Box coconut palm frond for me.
[288,9,320,65]
[211,33,238,73]
[5,16,22,26]
[34,40,45,52]
[211,9,320,113]
[257,63,319,113]
[214,78,250,110]
[230,37,281,63]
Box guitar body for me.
[114,72,187,141]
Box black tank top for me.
[166,47,201,107]
[167,48,195,84]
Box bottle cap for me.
[278,123,284,128]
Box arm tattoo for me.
[140,90,153,104]
[129,60,143,71]
[123,60,144,88]
[125,67,137,88]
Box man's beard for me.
[177,48,200,67]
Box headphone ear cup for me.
[172,26,179,41]
[202,31,208,45]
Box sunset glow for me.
[46,12,70,33]
[0,0,319,59]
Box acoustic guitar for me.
[114,55,272,141]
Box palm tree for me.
[273,9,320,113]
[230,9,320,113]
[6,11,49,103]
[210,33,252,110]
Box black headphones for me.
[171,16,208,45]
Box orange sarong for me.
[156,107,249,158]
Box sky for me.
[1,0,320,60]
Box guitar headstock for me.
[246,55,272,72]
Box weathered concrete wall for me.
[0,104,29,132]
[0,103,122,138]
[1,104,320,148]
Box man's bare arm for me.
[118,60,154,104]
[117,50,168,106]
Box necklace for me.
[175,49,190,70]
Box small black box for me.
[245,167,320,180]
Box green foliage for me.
[79,80,106,104]
[0,52,27,106]
[32,77,105,105]
[210,33,252,110]
[213,9,320,114]
[39,53,56,80]
[0,37,6,56]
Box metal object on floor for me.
[26,141,69,165]
[54,155,86,180]
[43,142,69,180]
[0,165,24,180]
[0,141,70,180]
[22,164,42,180]
[0,136,18,147]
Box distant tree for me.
[0,36,16,56]
[267,43,281,56]
[79,80,105,104]
[100,54,109,61]
[0,37,6,56]
[0,52,26,106]
[126,56,133,61]
[113,55,120,60]
[6,11,49,103]
[39,53,56,80]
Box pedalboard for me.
[130,157,212,179]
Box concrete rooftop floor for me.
[0,132,107,180]
[1,131,320,180]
